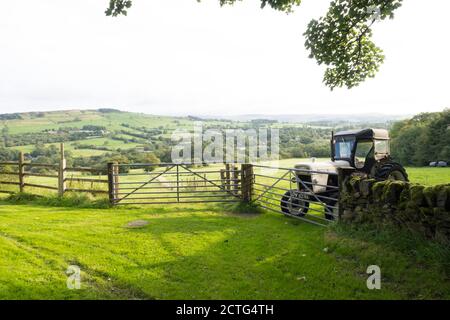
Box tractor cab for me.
[331,128,391,174]
[294,128,407,194]
[286,128,407,220]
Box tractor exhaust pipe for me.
[330,130,335,161]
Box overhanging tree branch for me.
[105,0,403,90]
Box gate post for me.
[220,169,226,187]
[337,168,354,219]
[232,165,239,195]
[225,164,231,191]
[18,152,24,193]
[113,163,119,201]
[58,143,66,197]
[240,164,253,202]
[107,162,119,205]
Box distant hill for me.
[198,113,411,123]
[0,109,246,159]
[0,109,193,135]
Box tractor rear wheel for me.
[374,161,408,181]
[280,190,309,216]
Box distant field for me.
[2,109,246,155]
[1,110,234,135]
[405,167,450,186]
[9,137,146,157]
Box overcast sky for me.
[0,0,449,116]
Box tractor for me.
[280,128,408,220]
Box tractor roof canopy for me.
[334,128,389,140]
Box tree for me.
[390,110,450,166]
[105,0,403,89]
[140,153,161,172]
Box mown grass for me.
[0,198,449,300]
[406,167,450,186]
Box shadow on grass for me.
[115,214,335,299]
[1,193,448,299]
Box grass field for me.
[405,167,450,186]
[2,110,198,135]
[0,160,449,299]
[9,137,147,157]
[0,201,448,300]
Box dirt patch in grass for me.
[125,220,149,228]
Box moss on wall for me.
[340,176,450,244]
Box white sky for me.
[0,0,449,116]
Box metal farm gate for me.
[250,164,341,226]
[108,163,253,206]
[106,161,341,227]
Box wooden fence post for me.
[240,163,253,202]
[58,143,66,197]
[232,165,239,195]
[18,152,24,193]
[107,162,115,205]
[220,169,226,187]
[113,162,119,201]
[225,163,231,191]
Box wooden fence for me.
[0,144,253,205]
[0,143,109,196]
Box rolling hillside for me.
[0,109,335,161]
[1,109,236,158]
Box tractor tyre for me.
[374,161,409,182]
[280,190,309,216]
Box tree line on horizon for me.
[390,109,449,166]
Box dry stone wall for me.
[340,177,450,244]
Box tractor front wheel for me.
[280,190,309,216]
[375,161,409,181]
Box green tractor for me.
[281,128,408,219]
